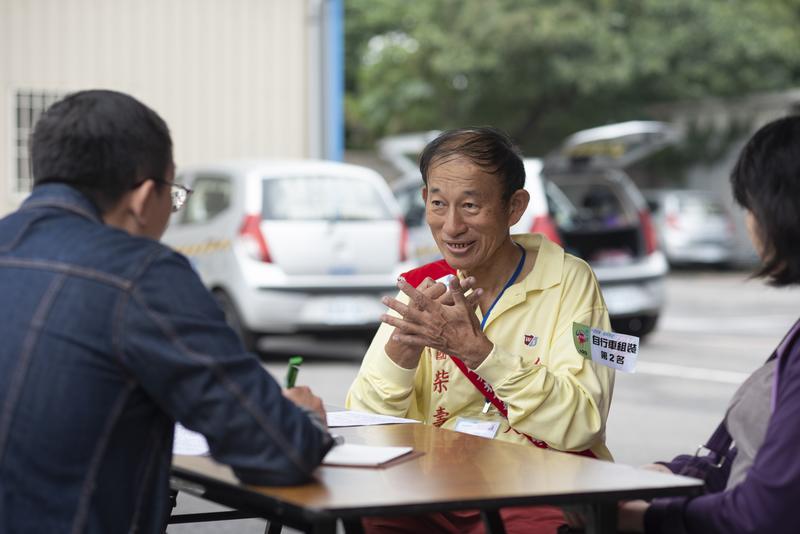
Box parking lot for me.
[169,268,799,533]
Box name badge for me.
[572,322,640,373]
[453,417,500,439]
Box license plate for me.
[302,296,383,325]
[328,265,357,275]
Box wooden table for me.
[171,424,701,534]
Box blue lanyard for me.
[479,243,526,330]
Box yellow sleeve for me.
[345,293,429,421]
[475,266,614,456]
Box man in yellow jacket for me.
[346,127,614,534]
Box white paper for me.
[323,443,414,467]
[173,423,210,456]
[327,410,420,428]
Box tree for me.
[345,0,800,154]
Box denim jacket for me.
[0,185,332,533]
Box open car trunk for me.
[543,121,681,265]
[546,172,646,265]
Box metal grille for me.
[14,91,64,193]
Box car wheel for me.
[713,260,735,272]
[611,314,659,339]
[212,289,258,352]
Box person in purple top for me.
[610,116,800,533]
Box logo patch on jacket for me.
[524,334,538,347]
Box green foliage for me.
[345,0,800,153]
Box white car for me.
[644,189,736,267]
[162,160,409,350]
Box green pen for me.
[285,356,303,388]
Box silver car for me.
[545,169,667,337]
[162,160,409,350]
[543,121,675,337]
[644,189,736,267]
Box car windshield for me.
[261,175,393,221]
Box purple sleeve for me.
[645,341,800,534]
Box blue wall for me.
[325,0,344,161]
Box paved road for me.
[168,270,800,533]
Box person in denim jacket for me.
[0,90,333,534]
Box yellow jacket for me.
[346,233,614,460]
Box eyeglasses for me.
[152,179,193,212]
[131,178,193,212]
[164,181,193,212]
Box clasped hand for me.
[380,275,494,369]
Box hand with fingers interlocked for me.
[380,274,493,370]
[380,276,461,368]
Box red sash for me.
[401,259,456,288]
[448,355,597,459]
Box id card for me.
[453,417,500,439]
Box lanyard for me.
[477,242,524,414]
[448,242,597,458]
[479,242,526,330]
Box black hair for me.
[730,115,800,286]
[418,127,526,204]
[31,89,173,212]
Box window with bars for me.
[14,91,64,193]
